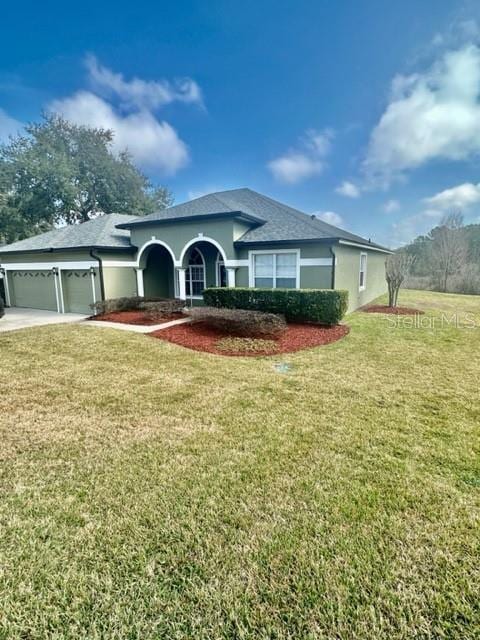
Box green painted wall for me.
[98,251,135,263]
[333,245,388,313]
[235,243,333,289]
[235,242,332,260]
[143,248,174,298]
[0,249,136,308]
[130,218,238,261]
[236,264,331,289]
[0,230,388,314]
[196,241,218,288]
[102,267,136,300]
[300,266,331,289]
[236,266,249,287]
[0,250,100,264]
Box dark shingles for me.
[0,214,137,253]
[121,188,389,249]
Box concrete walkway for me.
[85,316,192,333]
[0,307,87,332]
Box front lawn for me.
[0,290,479,638]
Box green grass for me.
[0,289,479,639]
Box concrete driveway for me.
[0,307,87,332]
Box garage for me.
[62,270,94,314]
[10,271,58,311]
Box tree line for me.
[0,115,172,244]
[402,212,480,295]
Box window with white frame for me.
[186,248,205,297]
[359,253,367,290]
[252,251,298,288]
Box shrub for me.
[91,296,143,314]
[215,337,279,354]
[141,299,185,321]
[187,306,287,338]
[91,296,184,316]
[0,294,4,320]
[203,288,348,325]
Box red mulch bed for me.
[90,310,186,326]
[362,305,424,316]
[150,322,350,356]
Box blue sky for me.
[2,0,480,245]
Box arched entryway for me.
[141,244,175,298]
[180,240,230,301]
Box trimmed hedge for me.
[142,300,185,321]
[203,288,348,325]
[187,306,287,338]
[91,296,184,316]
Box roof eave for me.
[234,237,335,247]
[234,237,392,253]
[116,210,266,229]
[337,239,393,254]
[0,244,135,256]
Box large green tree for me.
[0,115,172,244]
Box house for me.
[0,188,391,314]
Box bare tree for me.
[429,212,467,292]
[385,252,416,307]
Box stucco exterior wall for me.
[130,219,238,261]
[333,244,388,313]
[0,249,133,310]
[235,242,332,260]
[0,227,389,313]
[235,242,333,290]
[103,266,137,300]
[0,250,95,264]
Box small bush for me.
[203,288,348,325]
[91,296,184,316]
[0,294,4,320]
[91,296,143,314]
[141,299,185,322]
[215,337,279,354]
[187,306,287,338]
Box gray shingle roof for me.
[120,188,389,250]
[0,213,137,254]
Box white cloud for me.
[423,182,480,210]
[0,108,23,142]
[383,199,400,213]
[49,91,189,174]
[86,55,203,110]
[431,19,480,51]
[390,210,443,246]
[315,211,344,227]
[335,180,360,198]
[268,129,333,184]
[268,153,323,184]
[364,45,480,184]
